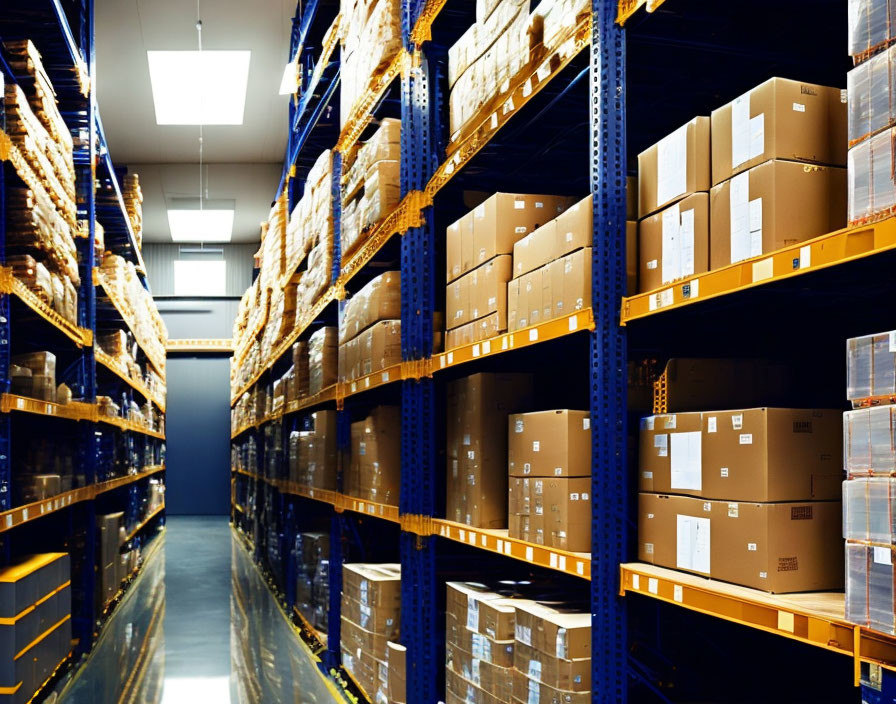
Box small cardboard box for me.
[514,601,591,661]
[447,641,513,701]
[386,641,406,704]
[350,406,400,505]
[638,117,711,218]
[711,77,847,185]
[710,159,846,268]
[638,493,844,592]
[512,669,590,704]
[342,563,401,609]
[638,192,709,293]
[508,410,591,477]
[513,640,591,692]
[560,248,592,316]
[446,210,476,283]
[359,320,402,378]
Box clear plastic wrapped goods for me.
[12,351,56,380]
[849,0,896,59]
[847,331,896,401]
[848,45,896,145]
[844,406,896,475]
[848,127,896,224]
[844,477,896,542]
[308,327,338,395]
[846,541,896,634]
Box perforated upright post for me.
[591,1,628,701]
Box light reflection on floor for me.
[56,516,342,704]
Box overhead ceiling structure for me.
[95,0,295,244]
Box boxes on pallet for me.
[847,44,896,145]
[638,408,842,501]
[638,192,709,292]
[710,77,847,186]
[847,330,896,401]
[843,477,896,544]
[638,493,843,592]
[846,542,896,634]
[308,327,338,394]
[294,532,330,631]
[446,255,512,340]
[709,159,846,268]
[508,248,592,332]
[347,406,401,506]
[508,476,591,551]
[446,373,533,528]
[844,406,896,475]
[848,0,896,58]
[637,116,711,219]
[288,411,337,490]
[376,640,407,704]
[339,272,401,344]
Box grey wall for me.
[143,243,256,298]
[157,299,242,340]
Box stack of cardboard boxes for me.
[347,406,401,506]
[308,327,338,395]
[10,352,57,403]
[844,330,896,633]
[446,193,571,347]
[288,411,338,490]
[446,373,533,528]
[339,271,402,383]
[637,77,847,294]
[341,563,401,698]
[294,532,330,631]
[98,512,126,608]
[0,553,71,704]
[342,119,401,257]
[376,641,406,704]
[638,361,844,592]
[847,0,896,223]
[508,410,591,552]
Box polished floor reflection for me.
[57,516,342,703]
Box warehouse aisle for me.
[56,518,342,703]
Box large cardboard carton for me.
[447,211,476,283]
[638,192,709,293]
[359,320,402,378]
[710,159,846,268]
[638,493,843,592]
[350,406,401,505]
[512,641,590,692]
[386,641,407,704]
[339,271,401,344]
[447,373,534,528]
[342,563,401,609]
[508,477,591,551]
[711,77,847,185]
[513,602,590,660]
[639,409,842,501]
[559,247,591,318]
[446,610,515,668]
[447,256,512,331]
[638,117,711,218]
[447,641,514,701]
[512,670,590,704]
[508,410,590,477]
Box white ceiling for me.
[95,0,295,243]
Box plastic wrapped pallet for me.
[846,541,896,634]
[848,44,896,145]
[848,125,896,224]
[844,406,896,475]
[847,330,896,401]
[844,477,896,543]
[849,0,896,59]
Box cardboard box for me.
[512,670,590,704]
[638,117,711,218]
[447,642,514,701]
[508,410,591,477]
[508,477,591,552]
[446,582,519,641]
[446,373,534,528]
[657,358,793,413]
[513,641,590,692]
[513,602,591,661]
[308,327,338,394]
[638,192,709,292]
[711,77,847,185]
[340,271,401,344]
[445,667,507,704]
[525,268,542,327]
[350,406,401,505]
[638,493,844,592]
[386,641,406,703]
[639,408,842,501]
[448,256,512,331]
[343,563,401,608]
[512,194,593,279]
[359,320,402,379]
[446,610,515,668]
[447,210,475,283]
[471,193,573,269]
[559,248,591,316]
[709,159,846,268]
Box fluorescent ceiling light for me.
[173,260,227,297]
[279,56,298,95]
[167,209,234,242]
[147,50,251,125]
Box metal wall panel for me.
[156,299,241,339]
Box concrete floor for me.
[57,516,341,703]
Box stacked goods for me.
[342,119,402,258]
[376,641,406,704]
[447,193,573,347]
[0,553,71,704]
[530,0,590,54]
[341,563,401,698]
[340,0,401,127]
[512,602,591,702]
[637,358,844,591]
[293,532,330,631]
[849,0,896,61]
[96,328,165,400]
[97,512,126,608]
[123,173,144,249]
[259,193,289,291]
[285,150,334,282]
[292,341,310,398]
[844,330,896,633]
[13,434,77,506]
[507,410,591,551]
[308,327,338,395]
[288,411,338,490]
[347,406,401,505]
[447,373,533,528]
[339,272,401,383]
[11,352,57,402]
[636,79,847,293]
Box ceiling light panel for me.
[168,209,235,242]
[147,50,251,125]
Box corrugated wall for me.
[143,243,256,298]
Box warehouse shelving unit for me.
[0,0,167,694]
[233,0,896,702]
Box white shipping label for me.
[731,414,743,430]
[654,434,668,457]
[657,123,688,207]
[748,197,763,258]
[532,441,540,452]
[670,431,702,490]
[676,514,711,574]
[664,416,677,429]
[731,94,751,168]
[739,433,753,445]
[661,203,681,285]
[646,260,658,270]
[749,113,765,161]
[644,417,655,430]
[466,598,479,630]
[874,546,893,565]
[679,208,696,278]
[707,417,717,433]
[792,102,805,112]
[729,172,751,264]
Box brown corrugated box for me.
[446,582,522,642]
[711,77,847,185]
[471,193,574,269]
[446,610,515,668]
[446,667,507,704]
[359,320,402,378]
[349,406,400,505]
[305,410,337,490]
[638,117,711,218]
[339,271,401,344]
[637,493,843,592]
[709,159,846,269]
[638,192,709,293]
[446,373,534,528]
[386,641,406,704]
[446,211,475,284]
[512,670,590,704]
[448,256,512,332]
[560,248,591,317]
[513,602,591,661]
[508,477,591,552]
[513,641,590,692]
[525,268,542,327]
[447,641,514,701]
[341,615,392,660]
[342,592,400,639]
[342,563,401,609]
[508,410,591,478]
[341,646,380,698]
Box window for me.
[173,260,226,297]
